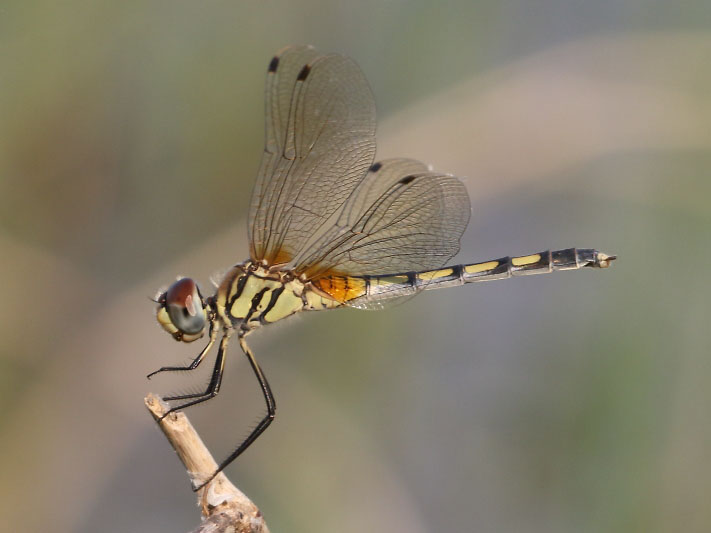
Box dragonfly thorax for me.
[213,261,342,333]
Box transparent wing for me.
[248,45,377,265]
[293,158,471,283]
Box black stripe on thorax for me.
[229,272,249,307]
[245,287,270,323]
[259,286,286,324]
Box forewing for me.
[249,45,377,265]
[294,158,471,282]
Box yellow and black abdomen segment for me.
[458,248,615,284]
[361,248,615,301]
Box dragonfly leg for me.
[147,325,217,379]
[193,335,276,492]
[159,332,230,420]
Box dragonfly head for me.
[156,277,207,342]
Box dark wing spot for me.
[297,64,311,81]
[268,56,279,72]
[369,162,383,172]
[398,175,417,185]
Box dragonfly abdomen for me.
[355,248,615,303]
[458,248,615,283]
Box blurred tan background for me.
[1,1,710,532]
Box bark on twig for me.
[145,393,270,533]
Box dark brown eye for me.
[165,278,206,335]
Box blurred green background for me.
[1,1,710,532]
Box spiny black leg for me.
[147,325,217,379]
[159,333,230,420]
[193,335,276,492]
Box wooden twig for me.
[144,393,270,533]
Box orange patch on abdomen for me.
[312,275,367,302]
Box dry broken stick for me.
[144,393,270,533]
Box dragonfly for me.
[149,45,615,491]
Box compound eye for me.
[165,278,206,335]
